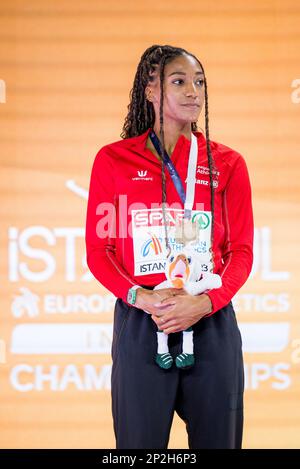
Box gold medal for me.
[174,217,200,245]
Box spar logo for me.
[192,211,210,229]
[141,233,163,257]
[133,208,184,228]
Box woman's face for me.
[146,53,205,126]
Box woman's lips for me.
[181,104,200,108]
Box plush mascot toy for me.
[153,243,222,370]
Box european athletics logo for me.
[141,233,163,257]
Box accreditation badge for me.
[131,208,212,276]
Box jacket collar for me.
[129,127,206,152]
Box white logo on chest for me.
[132,170,153,181]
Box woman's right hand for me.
[135,287,185,316]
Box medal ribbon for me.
[149,129,198,219]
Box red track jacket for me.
[85,128,254,315]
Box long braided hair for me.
[121,44,215,271]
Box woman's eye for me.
[169,255,174,262]
[187,256,192,264]
[172,79,204,86]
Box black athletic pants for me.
[111,292,244,449]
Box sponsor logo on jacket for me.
[132,170,153,181]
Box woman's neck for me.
[152,121,192,155]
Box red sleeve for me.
[85,148,137,302]
[205,155,254,315]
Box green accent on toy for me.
[175,353,195,369]
[155,353,173,369]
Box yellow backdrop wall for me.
[0,0,300,449]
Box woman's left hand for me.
[151,292,213,334]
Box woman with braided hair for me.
[85,44,254,449]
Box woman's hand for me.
[135,287,185,316]
[151,293,213,334]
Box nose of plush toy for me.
[172,258,187,277]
